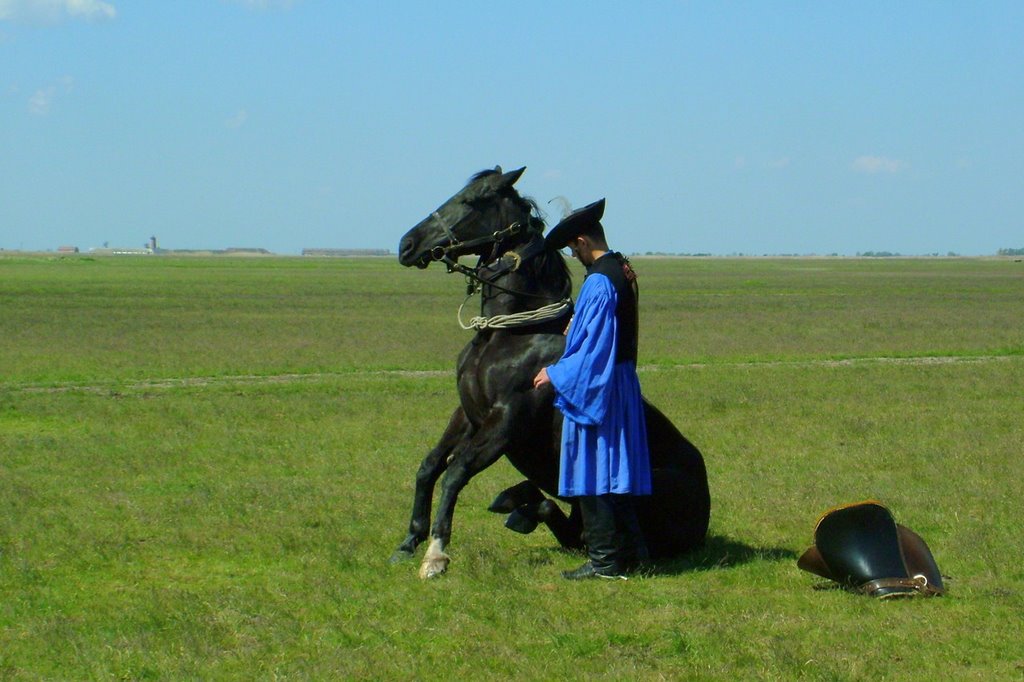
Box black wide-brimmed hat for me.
[544,198,606,250]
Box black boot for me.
[562,496,628,580]
[610,494,649,572]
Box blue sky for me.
[2,1,1022,255]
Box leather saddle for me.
[797,500,945,598]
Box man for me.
[533,198,652,580]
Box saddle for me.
[797,500,945,598]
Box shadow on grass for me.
[645,534,799,577]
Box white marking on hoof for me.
[419,538,450,579]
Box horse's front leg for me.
[505,498,585,551]
[390,407,472,563]
[420,406,513,579]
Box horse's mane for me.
[467,168,572,297]
[467,168,500,183]
[534,245,573,300]
[468,168,546,237]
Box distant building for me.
[223,248,272,255]
[84,236,157,255]
[57,245,79,253]
[89,247,152,255]
[302,248,390,257]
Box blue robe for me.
[547,272,652,497]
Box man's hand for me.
[532,367,551,390]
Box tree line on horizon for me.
[635,248,1024,258]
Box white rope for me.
[458,297,572,331]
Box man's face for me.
[566,236,594,266]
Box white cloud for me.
[26,75,72,115]
[224,0,297,9]
[0,0,116,22]
[226,109,249,129]
[852,155,908,174]
[28,86,54,114]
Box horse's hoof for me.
[505,508,539,534]
[488,496,518,514]
[419,556,450,579]
[419,538,451,578]
[389,549,415,564]
[536,499,559,521]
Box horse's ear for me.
[497,166,526,189]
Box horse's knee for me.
[415,456,446,487]
[438,461,472,498]
[488,480,545,513]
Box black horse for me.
[394,166,710,578]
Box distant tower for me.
[149,236,157,251]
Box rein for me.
[434,220,556,301]
[458,297,572,331]
[433,226,572,331]
[441,252,555,301]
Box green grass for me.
[2,255,1023,679]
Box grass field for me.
[2,254,1023,680]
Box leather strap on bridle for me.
[440,233,557,301]
[429,215,524,266]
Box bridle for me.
[429,210,523,268]
[428,210,553,300]
[419,201,573,331]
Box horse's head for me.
[398,166,540,269]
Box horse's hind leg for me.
[390,407,471,563]
[637,466,711,559]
